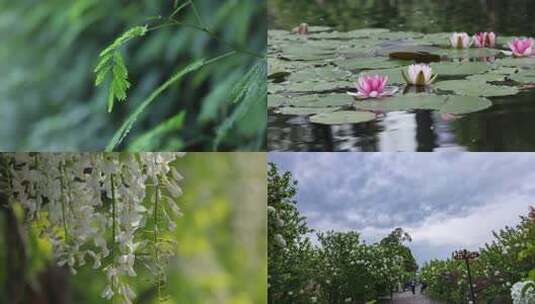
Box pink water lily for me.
[473,32,496,48]
[508,38,534,57]
[348,75,398,99]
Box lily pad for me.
[277,107,340,116]
[466,73,506,83]
[354,94,446,112]
[495,57,535,69]
[268,95,287,108]
[353,94,491,114]
[346,28,391,38]
[436,48,500,59]
[268,83,287,94]
[430,61,491,76]
[359,67,405,84]
[289,93,354,108]
[334,57,408,70]
[286,81,353,93]
[281,46,336,61]
[440,95,492,114]
[508,70,535,84]
[416,32,451,46]
[309,111,376,125]
[434,80,519,97]
[288,67,351,83]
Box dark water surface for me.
[268,0,535,151]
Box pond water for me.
[268,0,535,151]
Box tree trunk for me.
[2,195,27,303]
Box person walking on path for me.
[421,282,428,294]
[410,281,416,295]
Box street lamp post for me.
[453,249,480,303]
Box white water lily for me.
[450,32,472,48]
[402,64,437,86]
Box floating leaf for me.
[268,83,287,94]
[309,111,376,125]
[289,93,354,108]
[430,61,491,76]
[508,70,535,84]
[354,94,446,112]
[466,73,506,83]
[496,57,535,68]
[353,94,491,114]
[434,80,519,97]
[334,57,408,70]
[281,46,336,61]
[286,81,353,93]
[278,107,340,116]
[439,95,492,114]
[346,28,390,38]
[359,67,405,84]
[436,48,500,59]
[288,67,351,83]
[415,32,451,46]
[268,95,287,108]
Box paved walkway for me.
[391,292,443,304]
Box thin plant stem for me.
[148,20,264,59]
[106,50,237,151]
[170,1,191,19]
[188,0,205,28]
[59,163,69,242]
[110,173,117,303]
[153,183,161,301]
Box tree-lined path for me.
[392,292,443,304]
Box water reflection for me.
[268,89,535,151]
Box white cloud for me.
[408,195,529,248]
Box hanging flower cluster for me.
[511,280,535,304]
[2,153,185,304]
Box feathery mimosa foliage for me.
[0,0,266,151]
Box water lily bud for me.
[450,32,472,48]
[292,23,309,35]
[402,64,437,86]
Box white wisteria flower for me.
[2,153,186,304]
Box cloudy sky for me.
[268,153,535,264]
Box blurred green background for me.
[0,153,267,303]
[269,0,535,34]
[0,0,266,151]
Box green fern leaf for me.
[213,58,266,150]
[94,25,148,112]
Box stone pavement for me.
[391,291,443,304]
